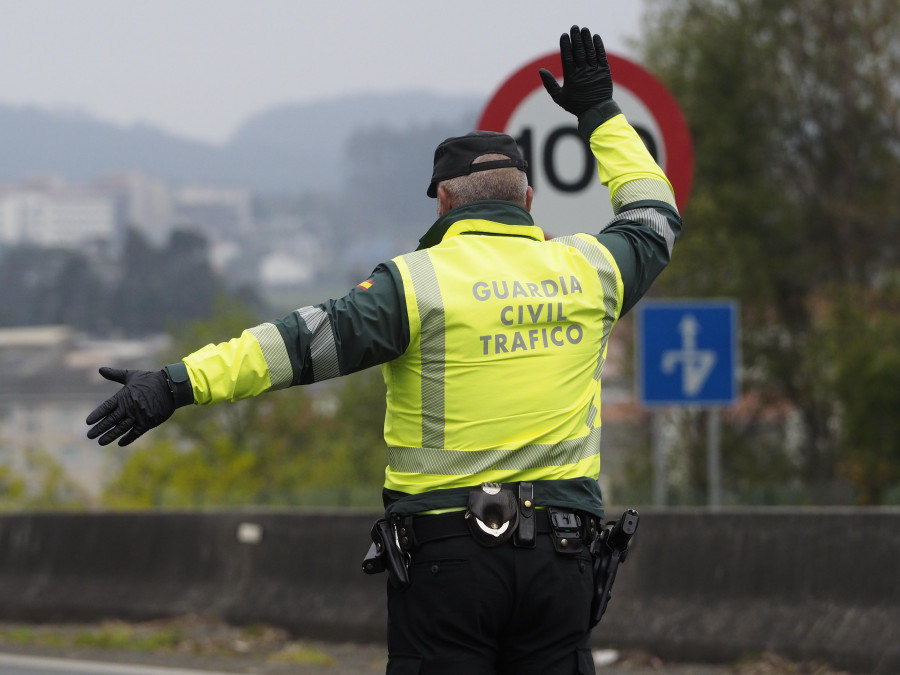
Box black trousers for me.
[386,530,596,675]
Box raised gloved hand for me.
[539,25,613,117]
[85,367,176,446]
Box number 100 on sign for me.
[478,52,693,238]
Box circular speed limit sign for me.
[478,53,693,236]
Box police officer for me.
[86,25,681,675]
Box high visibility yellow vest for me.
[382,218,624,495]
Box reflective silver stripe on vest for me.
[297,305,340,382]
[388,427,602,476]
[611,177,677,214]
[247,322,293,390]
[554,235,620,428]
[404,251,446,448]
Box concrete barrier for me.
[0,508,897,673]
[598,508,900,674]
[0,510,385,642]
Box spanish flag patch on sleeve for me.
[356,279,374,290]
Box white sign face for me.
[478,53,692,238]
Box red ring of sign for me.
[477,53,693,211]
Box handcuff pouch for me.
[465,483,519,547]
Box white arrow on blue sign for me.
[637,300,739,407]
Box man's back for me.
[383,202,621,497]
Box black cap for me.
[426,131,527,198]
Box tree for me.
[831,292,900,504]
[326,367,389,493]
[0,245,106,329]
[0,463,26,509]
[111,228,232,335]
[641,0,900,501]
[0,446,89,511]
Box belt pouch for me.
[466,483,519,547]
[548,507,584,554]
[514,482,536,548]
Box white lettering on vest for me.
[472,275,582,301]
[479,325,585,355]
[473,275,586,355]
[499,302,568,326]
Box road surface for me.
[0,647,798,675]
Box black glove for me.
[539,25,613,117]
[85,367,176,447]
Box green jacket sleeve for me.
[181,263,409,404]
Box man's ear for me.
[525,186,534,212]
[437,185,453,216]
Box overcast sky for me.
[0,0,648,145]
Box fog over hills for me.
[0,91,482,193]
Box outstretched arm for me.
[541,25,682,315]
[86,262,410,446]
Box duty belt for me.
[363,482,605,591]
[363,483,639,630]
[396,506,598,554]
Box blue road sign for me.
[637,300,739,407]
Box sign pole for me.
[652,409,667,507]
[706,408,722,508]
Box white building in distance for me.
[0,179,115,248]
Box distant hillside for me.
[0,92,482,193]
[0,106,221,185]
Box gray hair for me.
[438,153,529,210]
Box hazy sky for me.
[0,1,648,145]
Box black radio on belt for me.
[547,507,586,554]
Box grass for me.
[0,621,186,653]
[267,642,337,666]
[0,616,278,656]
[71,622,184,652]
[0,615,351,669]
